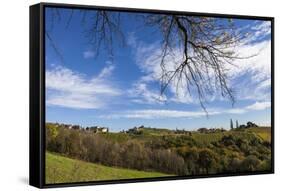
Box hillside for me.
[245,127,271,142]
[102,126,271,145]
[46,123,272,182]
[46,152,171,184]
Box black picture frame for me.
[30,2,275,189]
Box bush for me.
[240,155,261,171]
[197,149,219,174]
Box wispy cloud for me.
[128,38,196,105]
[128,82,166,104]
[229,40,271,101]
[127,32,137,47]
[246,101,271,111]
[226,108,247,114]
[128,21,271,106]
[98,64,115,79]
[99,101,270,119]
[100,109,214,119]
[246,21,271,44]
[46,63,121,109]
[83,50,95,59]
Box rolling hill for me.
[46,152,172,184]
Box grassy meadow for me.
[46,152,170,184]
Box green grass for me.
[183,127,271,145]
[101,127,271,148]
[139,127,173,136]
[191,132,227,144]
[46,152,171,184]
[246,127,271,142]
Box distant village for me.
[48,119,259,135]
[51,122,109,133]
[121,120,260,135]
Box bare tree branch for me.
[144,15,252,113]
[46,10,254,113]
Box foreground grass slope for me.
[46,152,171,184]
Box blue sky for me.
[45,8,272,131]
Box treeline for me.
[46,123,271,175]
[46,124,185,175]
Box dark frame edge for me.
[40,2,273,20]
[29,3,44,189]
[271,17,275,174]
[29,2,274,189]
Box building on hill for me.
[71,125,80,130]
[101,127,109,133]
[246,121,258,128]
[63,124,80,130]
[60,124,72,129]
[197,128,208,133]
[86,126,109,133]
[126,126,143,134]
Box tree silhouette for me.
[230,119,233,129]
[46,9,253,113]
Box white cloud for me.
[251,21,271,32]
[46,93,104,109]
[229,40,271,101]
[83,50,95,59]
[228,21,271,103]
[128,20,271,107]
[247,21,271,43]
[228,40,271,79]
[246,101,271,111]
[98,64,115,79]
[100,100,271,119]
[46,64,121,109]
[126,41,172,104]
[101,109,215,119]
[226,108,247,114]
[130,41,196,104]
[238,21,271,45]
[128,82,166,104]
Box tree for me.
[46,10,254,113]
[68,130,81,157]
[197,148,218,174]
[46,124,58,139]
[145,15,248,112]
[46,123,59,152]
[178,147,200,175]
[236,120,239,128]
[230,119,233,130]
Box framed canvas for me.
[30,2,274,188]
